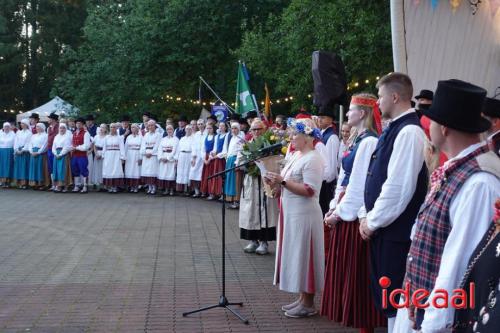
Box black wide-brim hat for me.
[121,115,131,122]
[317,106,335,118]
[415,89,434,100]
[244,111,258,120]
[178,115,188,122]
[29,112,39,119]
[75,117,86,124]
[422,79,490,133]
[483,97,500,118]
[48,112,59,120]
[143,111,152,118]
[85,114,95,121]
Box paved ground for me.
[0,189,387,333]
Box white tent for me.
[16,96,79,123]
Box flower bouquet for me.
[239,130,288,197]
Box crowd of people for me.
[0,73,499,332]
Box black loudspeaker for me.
[312,51,348,115]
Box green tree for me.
[237,0,392,112]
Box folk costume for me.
[200,133,215,196]
[176,130,194,193]
[70,121,91,192]
[140,130,161,194]
[51,125,73,190]
[92,132,106,189]
[124,131,142,191]
[157,134,178,194]
[359,106,428,326]
[46,113,59,186]
[0,124,15,186]
[222,125,245,207]
[396,80,500,332]
[189,129,205,196]
[28,124,49,187]
[320,96,385,331]
[209,132,228,198]
[102,132,125,191]
[13,120,32,188]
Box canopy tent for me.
[16,96,79,123]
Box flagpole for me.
[199,76,236,112]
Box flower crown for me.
[287,118,322,140]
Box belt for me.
[95,147,103,151]
[163,149,173,153]
[181,151,191,153]
[128,148,140,150]
[107,148,120,151]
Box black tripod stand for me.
[182,157,262,324]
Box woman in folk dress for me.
[222,122,245,209]
[141,119,161,195]
[124,124,142,193]
[200,123,216,197]
[265,119,325,318]
[52,123,73,192]
[176,125,194,195]
[158,124,179,196]
[92,124,107,191]
[13,119,32,189]
[0,122,16,187]
[189,119,206,197]
[28,123,49,189]
[209,121,228,200]
[102,123,125,193]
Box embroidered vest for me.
[72,129,87,157]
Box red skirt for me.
[200,154,215,194]
[157,179,175,189]
[208,158,225,196]
[320,220,386,328]
[103,178,124,187]
[126,178,140,187]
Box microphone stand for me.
[182,154,271,324]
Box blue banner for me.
[212,105,228,122]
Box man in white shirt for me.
[358,73,428,333]
[399,79,500,332]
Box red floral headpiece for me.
[351,96,382,135]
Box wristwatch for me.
[281,180,287,187]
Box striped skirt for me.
[320,220,386,328]
[200,154,216,194]
[209,158,225,196]
[0,148,14,182]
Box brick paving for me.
[0,190,387,333]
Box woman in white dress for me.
[265,119,325,318]
[92,124,107,191]
[125,124,142,193]
[102,123,125,193]
[141,119,161,195]
[189,119,206,197]
[158,124,179,196]
[28,123,49,189]
[0,122,16,187]
[13,119,32,189]
[52,123,73,192]
[176,125,194,195]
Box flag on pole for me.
[263,83,272,125]
[235,61,258,115]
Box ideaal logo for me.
[379,276,475,309]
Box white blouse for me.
[125,134,142,151]
[28,133,48,153]
[14,129,32,152]
[52,133,73,156]
[0,130,15,149]
[141,132,161,156]
[223,132,245,157]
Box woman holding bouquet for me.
[265,118,324,318]
[320,93,385,332]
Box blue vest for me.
[341,130,377,186]
[364,112,428,242]
[88,124,97,137]
[175,127,185,140]
[321,126,335,145]
[204,135,215,153]
[216,133,226,153]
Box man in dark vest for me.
[85,114,97,137]
[119,115,131,141]
[358,73,428,333]
[398,80,499,331]
[174,115,187,139]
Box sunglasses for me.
[251,127,264,131]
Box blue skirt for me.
[13,151,30,181]
[53,148,68,183]
[224,155,238,196]
[0,148,14,181]
[28,148,46,184]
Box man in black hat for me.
[399,79,499,332]
[47,112,59,189]
[317,107,340,217]
[482,97,500,136]
[119,115,131,141]
[141,112,152,134]
[174,115,188,139]
[29,113,40,134]
[85,114,97,137]
[70,117,91,193]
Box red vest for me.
[47,123,58,149]
[72,129,87,157]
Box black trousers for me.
[319,180,336,216]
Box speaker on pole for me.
[312,51,348,114]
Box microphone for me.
[258,141,285,154]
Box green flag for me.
[235,61,258,115]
